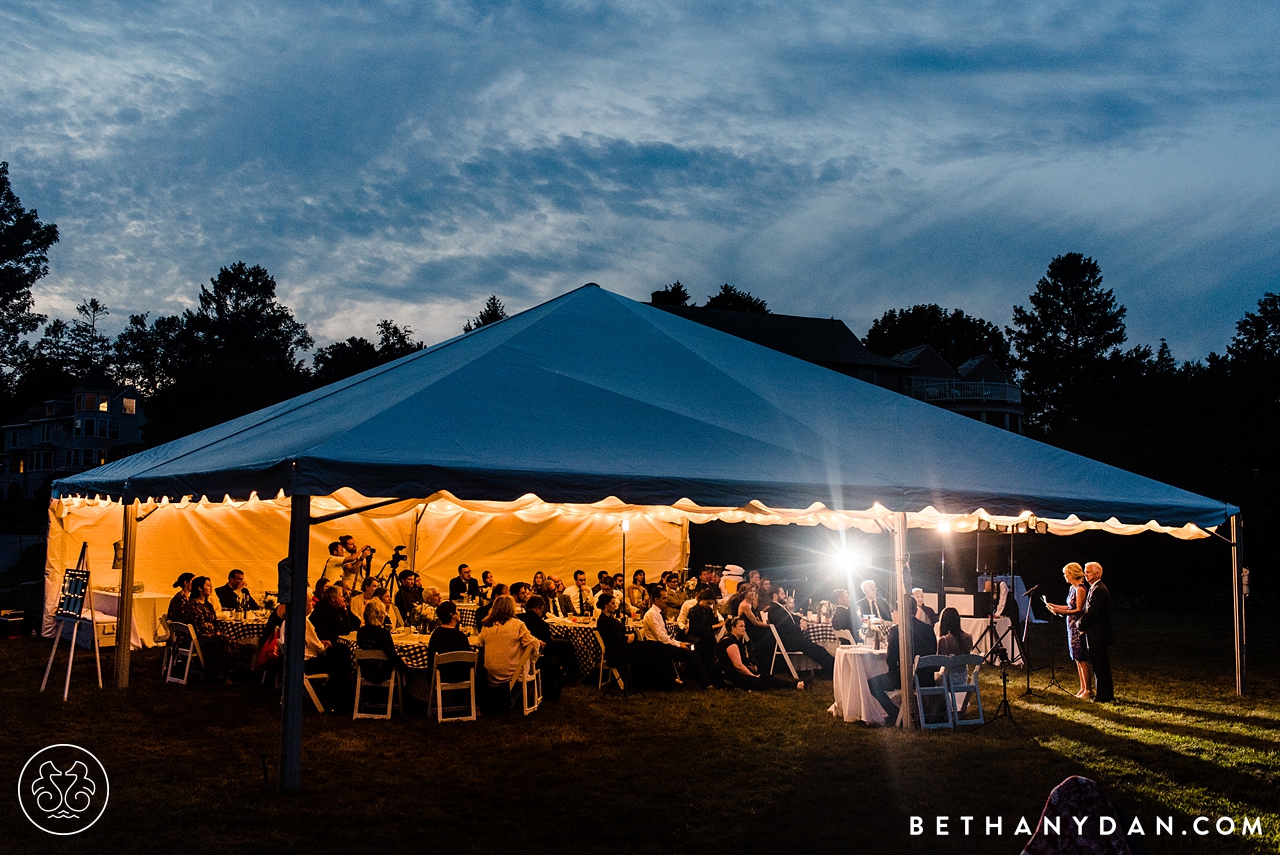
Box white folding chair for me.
[303,672,329,713]
[352,649,403,720]
[514,645,542,715]
[834,629,857,646]
[164,621,206,685]
[913,654,955,730]
[768,623,820,680]
[428,651,477,722]
[592,630,613,689]
[948,653,985,726]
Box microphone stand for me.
[1020,584,1040,698]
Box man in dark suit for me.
[857,580,891,622]
[518,595,576,699]
[866,607,938,726]
[765,590,835,676]
[215,569,259,612]
[448,563,481,602]
[1077,561,1114,703]
[831,588,862,642]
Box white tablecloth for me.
[92,590,170,649]
[829,645,889,724]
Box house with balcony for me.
[892,345,1023,433]
[1,384,146,502]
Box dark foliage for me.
[864,303,1012,371]
[704,283,769,313]
[463,295,508,332]
[312,320,424,387]
[0,162,58,394]
[650,281,691,306]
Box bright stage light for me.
[831,548,864,574]
[937,520,952,533]
[620,519,630,532]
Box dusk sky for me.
[3,1,1278,360]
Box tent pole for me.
[1230,513,1245,697]
[112,498,140,689]
[280,494,311,791]
[894,511,914,729]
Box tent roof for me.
[53,284,1237,533]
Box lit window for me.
[98,449,107,466]
[98,397,109,412]
[122,398,136,415]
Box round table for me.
[828,645,890,724]
[214,617,270,645]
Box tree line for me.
[2,162,1276,571]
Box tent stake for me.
[280,494,312,791]
[112,498,140,688]
[1231,513,1245,696]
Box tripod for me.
[1042,610,1066,693]
[979,656,1025,733]
[1020,589,1041,698]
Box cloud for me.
[1,0,1277,360]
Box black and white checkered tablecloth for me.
[548,621,603,678]
[804,622,836,646]
[338,633,434,673]
[215,618,269,645]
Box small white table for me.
[829,645,890,724]
[93,590,170,649]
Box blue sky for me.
[3,1,1278,359]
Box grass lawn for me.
[2,609,1277,854]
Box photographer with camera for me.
[338,535,374,590]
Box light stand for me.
[1020,583,1041,698]
[1043,603,1066,693]
[620,519,629,581]
[978,653,1025,734]
[938,520,951,612]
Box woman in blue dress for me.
[1047,562,1091,698]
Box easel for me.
[41,543,109,701]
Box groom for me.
[1078,561,1115,703]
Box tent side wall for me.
[44,498,687,634]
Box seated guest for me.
[662,573,688,622]
[597,575,632,618]
[355,598,406,684]
[565,570,595,616]
[394,569,424,621]
[912,587,938,626]
[595,592,634,669]
[510,581,532,610]
[676,593,699,634]
[857,580,891,622]
[736,588,772,662]
[626,569,650,614]
[544,579,573,618]
[310,585,359,646]
[284,597,351,712]
[168,572,195,622]
[312,577,330,608]
[531,570,546,591]
[641,588,711,688]
[428,601,473,683]
[373,586,405,629]
[473,583,508,626]
[686,587,725,686]
[591,570,610,595]
[186,576,236,682]
[518,595,577,700]
[725,580,750,621]
[348,576,379,623]
[866,607,939,726]
[936,607,973,656]
[612,572,626,597]
[477,595,541,713]
[449,563,481,602]
[764,588,835,676]
[716,617,802,691]
[215,568,260,613]
[830,588,862,641]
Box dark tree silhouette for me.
[312,319,424,386]
[464,295,508,332]
[864,304,1012,370]
[0,162,58,386]
[650,281,691,306]
[704,283,768,313]
[1008,253,1126,435]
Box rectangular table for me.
[829,645,890,724]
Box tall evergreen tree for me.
[864,304,1012,370]
[1008,253,1127,435]
[704,283,768,313]
[464,295,508,332]
[0,162,58,392]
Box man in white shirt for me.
[282,596,350,712]
[565,570,595,616]
[641,588,711,688]
[320,541,346,585]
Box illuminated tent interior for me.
[48,283,1243,740]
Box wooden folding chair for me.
[164,621,206,685]
[913,654,955,730]
[428,651,477,722]
[303,672,329,713]
[834,628,857,646]
[352,649,403,720]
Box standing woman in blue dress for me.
[1047,562,1091,698]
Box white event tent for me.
[50,283,1243,785]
